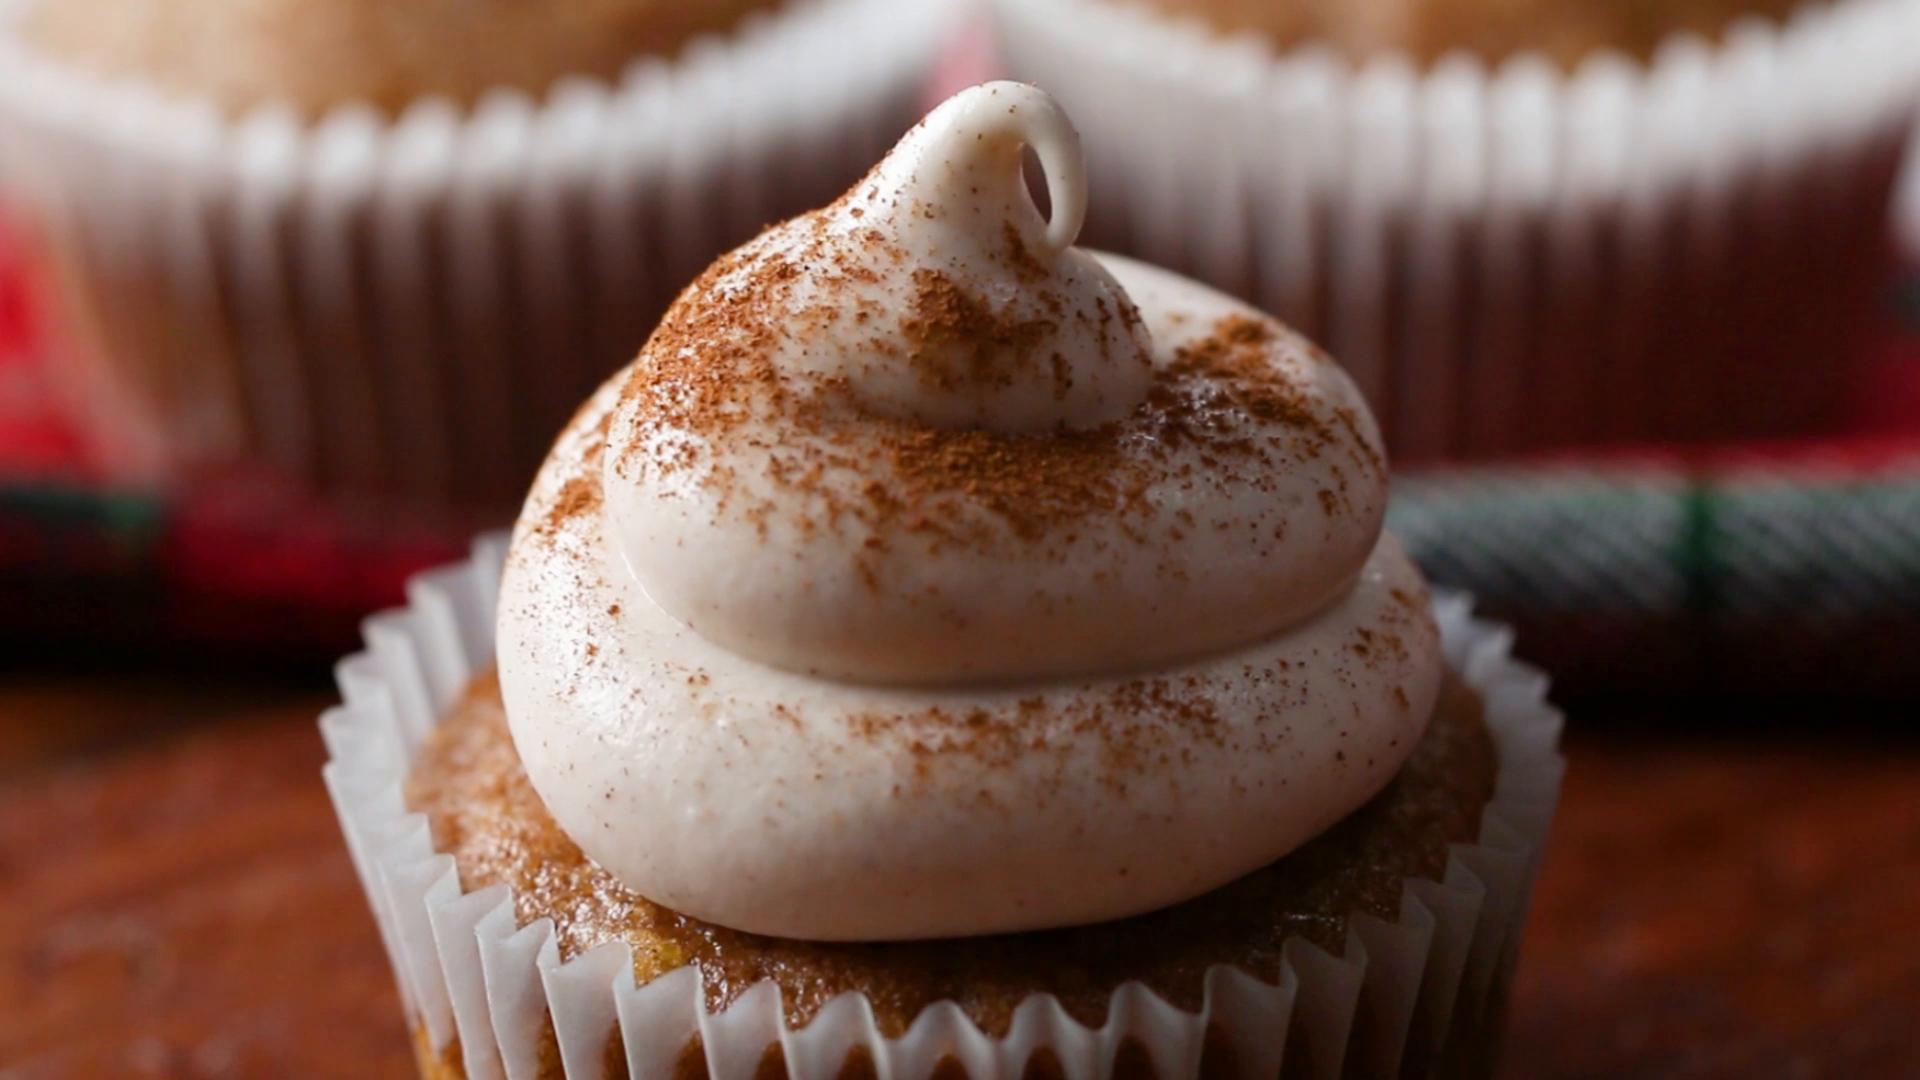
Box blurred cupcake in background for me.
[0,0,960,511]
[994,0,1920,462]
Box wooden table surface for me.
[2,663,1917,1079]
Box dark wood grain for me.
[0,679,412,1078]
[1,679,1916,1078]
[1503,717,1920,1078]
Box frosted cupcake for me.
[0,0,958,507]
[994,0,1920,460]
[323,83,1563,1078]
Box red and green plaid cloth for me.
[6,204,1920,692]
[1390,433,1920,694]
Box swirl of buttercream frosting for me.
[598,81,1388,686]
[497,83,1445,941]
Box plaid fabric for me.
[1393,438,1920,693]
[0,477,465,656]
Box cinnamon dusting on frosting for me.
[849,675,1230,785]
[540,475,601,539]
[900,268,1061,397]
[538,406,613,538]
[1001,221,1050,283]
[619,260,1362,556]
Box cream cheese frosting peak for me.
[599,81,1390,687]
[498,83,1444,942]
[800,80,1153,433]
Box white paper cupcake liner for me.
[0,0,961,507]
[319,538,1565,1079]
[992,0,1920,463]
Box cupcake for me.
[993,0,1920,461]
[0,0,959,508]
[322,83,1564,1078]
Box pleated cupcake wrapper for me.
[0,0,959,506]
[994,0,1920,463]
[319,537,1565,1080]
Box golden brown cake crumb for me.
[411,1023,463,1080]
[21,0,783,116]
[406,668,1495,1043]
[1144,0,1814,67]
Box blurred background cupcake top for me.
[1135,0,1812,66]
[17,0,787,115]
[997,0,1920,463]
[0,0,958,514]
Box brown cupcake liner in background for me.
[320,538,1564,1078]
[0,0,962,512]
[993,0,1920,463]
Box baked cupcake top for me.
[17,0,782,116]
[497,82,1443,942]
[1142,0,1811,66]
